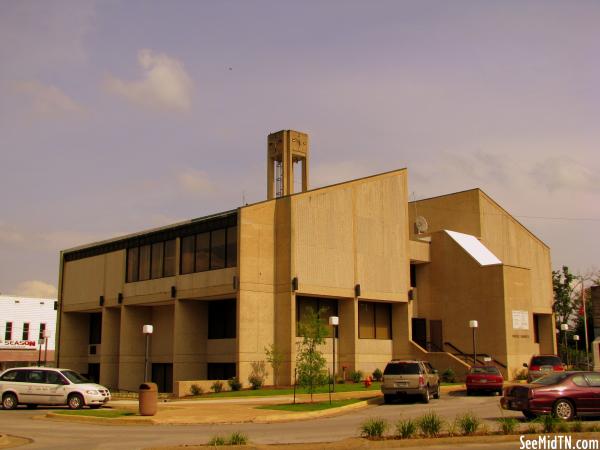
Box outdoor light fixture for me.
[560,323,569,363]
[469,320,478,365]
[329,316,339,392]
[143,325,154,381]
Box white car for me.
[0,367,111,410]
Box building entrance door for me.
[411,318,427,349]
[429,320,443,352]
[152,363,173,393]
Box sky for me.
[0,0,598,298]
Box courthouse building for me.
[56,130,555,392]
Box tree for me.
[552,266,576,329]
[295,307,328,402]
[264,344,284,386]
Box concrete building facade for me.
[56,130,556,392]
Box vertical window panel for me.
[138,244,151,281]
[195,232,210,272]
[151,242,164,279]
[226,226,237,268]
[180,235,195,274]
[22,323,30,340]
[211,229,226,269]
[39,323,46,340]
[126,247,139,282]
[208,299,236,339]
[375,303,392,339]
[163,239,176,277]
[358,302,375,339]
[5,322,12,340]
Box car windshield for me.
[470,366,500,375]
[384,363,420,375]
[531,356,561,366]
[532,372,568,385]
[60,370,91,384]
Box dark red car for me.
[466,366,503,395]
[501,371,600,420]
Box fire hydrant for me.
[364,375,372,388]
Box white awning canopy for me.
[445,230,502,266]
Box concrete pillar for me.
[392,302,412,359]
[100,307,121,389]
[338,298,357,375]
[118,305,151,391]
[57,312,89,374]
[173,300,207,382]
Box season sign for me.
[0,340,37,349]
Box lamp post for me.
[329,316,339,392]
[43,330,50,366]
[37,338,44,366]
[469,320,478,365]
[143,325,153,382]
[560,323,569,365]
[573,335,580,367]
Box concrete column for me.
[173,300,207,383]
[537,313,556,355]
[118,305,151,391]
[338,298,357,374]
[100,307,121,389]
[392,302,412,359]
[57,312,89,374]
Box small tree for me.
[295,307,328,402]
[265,344,284,386]
[248,361,268,390]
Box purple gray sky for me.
[1,0,598,298]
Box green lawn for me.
[190,382,382,399]
[54,409,135,418]
[256,398,363,412]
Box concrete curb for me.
[254,398,377,423]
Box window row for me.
[127,239,176,283]
[358,301,392,339]
[181,226,237,274]
[4,322,47,341]
[296,297,338,338]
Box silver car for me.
[0,367,111,410]
[381,360,440,403]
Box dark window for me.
[358,301,392,339]
[89,313,102,345]
[5,322,12,340]
[181,235,195,274]
[533,314,540,344]
[208,299,236,339]
[163,239,176,276]
[22,323,29,340]
[296,297,338,337]
[226,226,237,268]
[207,363,236,380]
[46,370,67,385]
[126,247,139,282]
[530,356,562,366]
[87,363,100,384]
[384,362,421,375]
[27,370,46,383]
[470,366,500,374]
[211,229,226,269]
[39,323,46,340]
[138,244,151,281]
[151,242,164,279]
[410,264,417,288]
[195,232,210,272]
[0,370,22,381]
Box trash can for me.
[138,382,158,416]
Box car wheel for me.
[67,393,84,410]
[89,405,101,409]
[26,404,37,409]
[383,394,393,404]
[433,384,440,399]
[553,399,575,421]
[523,410,537,420]
[422,387,430,403]
[2,393,18,410]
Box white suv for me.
[0,367,111,410]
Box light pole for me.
[469,320,478,365]
[143,325,153,382]
[43,330,50,366]
[560,323,569,365]
[573,335,580,367]
[329,316,339,392]
[576,276,590,370]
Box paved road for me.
[0,393,533,450]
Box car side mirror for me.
[523,363,528,368]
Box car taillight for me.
[553,365,564,371]
[530,365,540,371]
[419,375,425,386]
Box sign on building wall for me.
[0,340,38,349]
[512,310,529,330]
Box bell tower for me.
[267,130,309,199]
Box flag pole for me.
[581,277,590,369]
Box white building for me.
[0,295,57,371]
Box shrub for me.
[248,361,268,390]
[190,384,203,396]
[248,375,263,390]
[372,368,383,382]
[457,412,481,435]
[349,370,363,383]
[446,418,458,437]
[227,431,248,445]
[441,368,456,383]
[556,421,569,433]
[497,417,519,434]
[395,418,417,439]
[586,424,600,432]
[228,377,242,391]
[211,380,224,393]
[360,417,388,439]
[525,423,538,434]
[570,421,583,432]
[417,411,444,437]
[207,436,226,446]
[536,415,558,433]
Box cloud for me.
[177,169,214,194]
[105,49,193,111]
[13,280,57,299]
[531,156,598,193]
[13,81,85,117]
